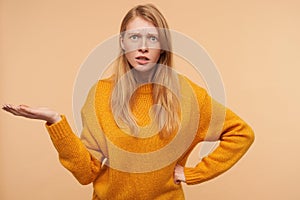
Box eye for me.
[129,35,139,41]
[149,36,158,42]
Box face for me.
[121,17,162,73]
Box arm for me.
[46,115,102,185]
[181,80,255,185]
[46,82,106,185]
[2,85,104,185]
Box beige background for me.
[1,0,300,199]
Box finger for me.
[2,104,12,109]
[2,107,22,116]
[8,107,39,119]
[18,105,49,120]
[16,105,34,114]
[7,104,16,109]
[7,105,34,117]
[2,105,16,112]
[2,106,10,112]
[9,104,18,110]
[2,104,8,109]
[2,104,42,120]
[19,104,31,111]
[15,106,36,117]
[173,176,181,185]
[18,105,37,115]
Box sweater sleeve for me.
[45,82,106,185]
[183,80,255,185]
[45,115,102,185]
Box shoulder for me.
[96,75,114,90]
[92,75,115,98]
[177,73,208,100]
[81,76,114,113]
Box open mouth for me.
[135,56,150,61]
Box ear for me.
[120,35,125,51]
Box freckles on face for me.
[122,17,162,72]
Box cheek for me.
[124,52,133,59]
[124,52,135,65]
[151,49,162,61]
[123,42,134,52]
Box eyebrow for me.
[125,30,159,35]
[125,31,159,36]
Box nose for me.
[138,37,148,53]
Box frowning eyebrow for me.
[126,33,159,37]
[125,30,159,35]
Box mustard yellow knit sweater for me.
[45,76,254,200]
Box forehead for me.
[125,17,158,34]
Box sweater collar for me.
[136,83,153,94]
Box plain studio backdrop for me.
[1,0,299,199]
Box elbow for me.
[78,179,93,185]
[247,124,255,145]
[75,174,95,185]
[242,122,255,150]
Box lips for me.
[135,56,150,65]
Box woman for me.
[2,4,254,200]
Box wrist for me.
[47,114,61,125]
[174,164,186,184]
[178,172,186,183]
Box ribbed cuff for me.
[45,115,73,140]
[184,167,202,185]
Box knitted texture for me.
[46,76,254,200]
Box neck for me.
[133,65,157,84]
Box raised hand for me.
[2,104,61,125]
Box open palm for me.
[2,104,61,124]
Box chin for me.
[133,64,156,72]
